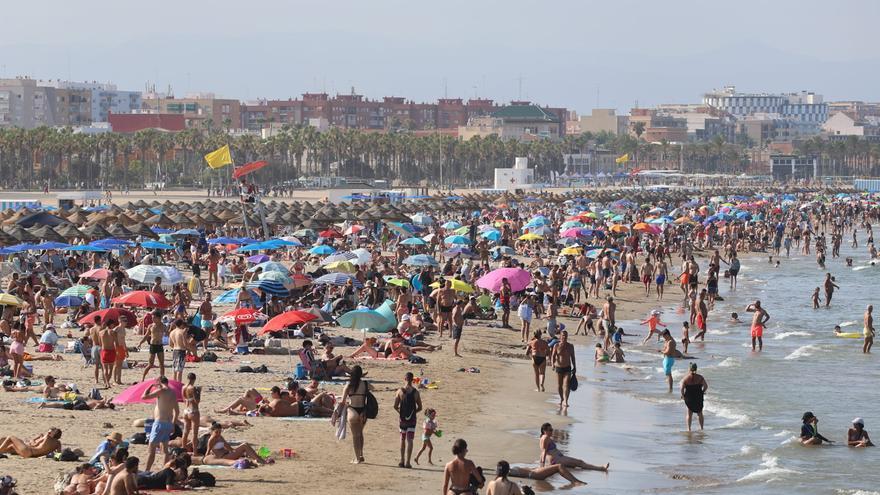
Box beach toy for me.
[434,430,443,438]
[257,446,272,459]
[295,363,307,379]
[835,332,862,339]
[23,364,33,374]
[280,448,296,458]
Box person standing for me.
[823,273,840,307]
[333,365,370,464]
[393,372,422,468]
[139,310,167,381]
[680,363,708,431]
[550,330,575,407]
[168,319,195,384]
[864,305,875,354]
[112,317,128,385]
[452,299,465,358]
[181,372,201,453]
[526,330,549,392]
[746,300,770,352]
[142,376,179,471]
[97,320,118,389]
[659,330,676,393]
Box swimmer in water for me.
[594,343,609,364]
[812,288,821,309]
[775,260,780,268]
[833,325,842,335]
[846,258,853,267]
[730,312,740,323]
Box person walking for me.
[393,372,422,468]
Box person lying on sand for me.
[38,397,116,411]
[0,427,62,458]
[214,389,264,414]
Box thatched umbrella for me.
[65,211,89,226]
[80,223,112,239]
[4,225,38,242]
[56,223,86,241]
[0,229,20,246]
[144,213,175,228]
[107,224,136,239]
[129,223,159,239]
[28,225,67,243]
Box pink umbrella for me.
[560,228,583,238]
[112,379,183,405]
[80,268,112,280]
[476,267,532,293]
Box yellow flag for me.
[204,145,233,169]
[615,153,629,164]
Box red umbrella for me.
[79,308,138,328]
[259,310,317,334]
[290,273,312,289]
[218,307,268,325]
[232,160,268,180]
[318,229,342,238]
[111,290,172,309]
[80,268,112,280]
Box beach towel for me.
[352,356,403,361]
[277,417,329,422]
[334,404,348,440]
[25,397,67,404]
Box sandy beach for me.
[0,267,658,494]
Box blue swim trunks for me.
[662,356,675,375]
[149,420,174,444]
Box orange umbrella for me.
[610,225,630,234]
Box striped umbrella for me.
[246,280,290,297]
[212,288,259,306]
[61,284,93,297]
[313,273,363,288]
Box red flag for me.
[232,161,268,179]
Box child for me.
[414,408,439,465]
[681,321,691,354]
[641,310,667,345]
[609,342,625,363]
[730,312,740,323]
[594,343,609,363]
[574,302,596,336]
[518,295,533,343]
[811,288,820,309]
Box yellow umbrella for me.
[429,279,474,293]
[518,233,544,241]
[633,222,651,231]
[323,261,357,273]
[386,277,410,288]
[560,246,583,256]
[0,293,23,306]
[674,216,695,225]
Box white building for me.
[494,157,535,190]
[769,154,817,180]
[703,86,827,128]
[40,80,142,123]
[0,78,56,128]
[822,112,880,139]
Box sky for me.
[2,0,878,113]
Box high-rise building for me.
[702,86,827,128]
[0,77,58,128]
[577,109,630,136]
[39,80,141,123]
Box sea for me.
[532,238,880,494]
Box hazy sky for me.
[2,0,878,112]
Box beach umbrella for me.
[249,261,289,274]
[258,271,293,286]
[53,295,84,308]
[337,308,388,332]
[429,279,474,293]
[65,244,108,253]
[80,268,112,280]
[476,267,532,293]
[452,226,470,235]
[411,213,433,225]
[31,241,70,250]
[324,260,357,273]
[384,277,411,288]
[444,246,476,258]
[349,248,372,266]
[247,254,271,264]
[560,221,584,230]
[560,246,583,256]
[403,254,439,267]
[441,221,461,229]
[344,225,365,236]
[481,230,502,241]
[212,288,258,306]
[321,252,358,265]
[173,228,201,237]
[218,307,268,325]
[277,236,304,247]
[259,310,318,334]
[246,280,290,297]
[318,229,343,239]
[444,234,471,246]
[309,245,336,255]
[0,293,23,307]
[127,265,183,285]
[207,237,241,245]
[313,273,363,288]
[401,237,426,246]
[518,233,544,241]
[111,291,172,309]
[232,160,268,179]
[140,241,174,250]
[78,308,138,328]
[61,284,93,297]
[112,379,183,405]
[610,225,629,234]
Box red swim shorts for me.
[696,314,707,331]
[751,324,764,338]
[100,349,117,364]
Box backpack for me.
[201,352,218,362]
[408,355,427,365]
[364,382,379,419]
[399,388,417,421]
[187,469,215,488]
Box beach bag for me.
[364,383,379,419]
[569,372,579,392]
[408,355,427,365]
[201,352,218,362]
[130,433,147,445]
[196,433,209,455]
[88,388,102,401]
[188,469,215,488]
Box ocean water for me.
[544,240,880,494]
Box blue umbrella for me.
[320,252,358,265]
[309,245,336,255]
[141,241,174,250]
[441,221,461,229]
[207,237,241,245]
[53,295,84,307]
[314,273,363,287]
[264,238,302,247]
[5,244,34,253]
[481,230,501,241]
[31,242,70,250]
[235,242,274,253]
[249,261,289,274]
[444,235,471,246]
[444,247,476,258]
[173,228,201,236]
[246,280,290,297]
[92,238,134,247]
[337,308,389,331]
[212,288,258,305]
[237,237,262,245]
[65,245,108,252]
[403,254,439,267]
[401,237,427,246]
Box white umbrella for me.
[126,264,183,285]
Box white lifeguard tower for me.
[493,157,534,191]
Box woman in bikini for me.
[333,365,370,464]
[0,427,63,458]
[539,423,608,471]
[525,330,549,392]
[442,438,484,495]
[9,324,26,379]
[202,422,267,466]
[214,389,263,415]
[181,372,201,453]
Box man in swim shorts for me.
[745,300,770,352]
[660,330,676,393]
[864,305,875,354]
[142,376,179,471]
[97,322,118,389]
[550,331,576,407]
